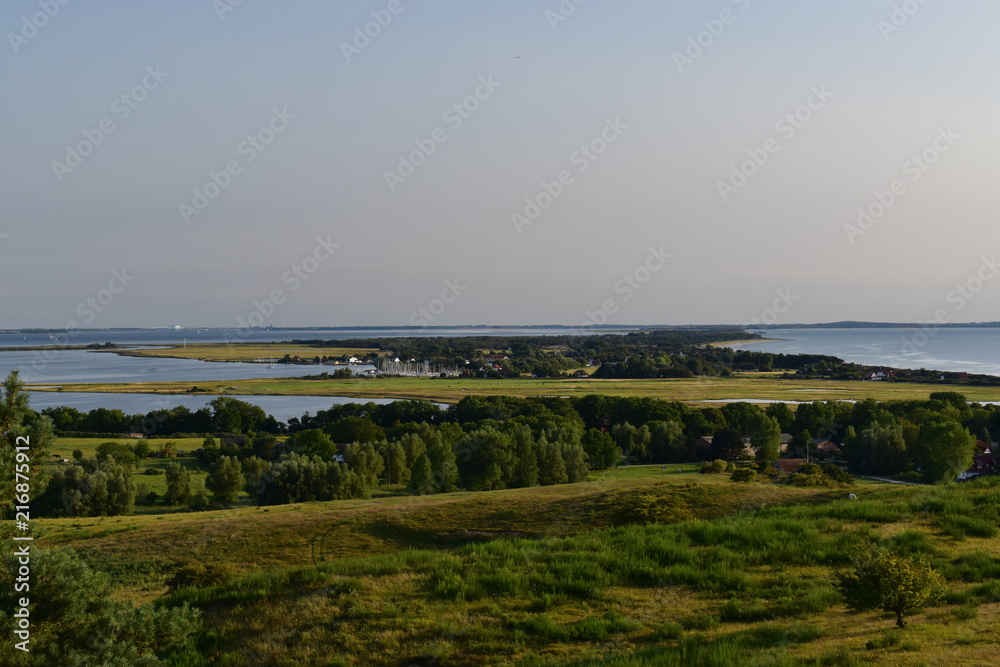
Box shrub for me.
[730,468,756,483]
[839,546,946,627]
[190,489,213,511]
[653,622,682,640]
[166,560,235,593]
[678,614,718,631]
[822,463,854,485]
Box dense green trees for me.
[165,463,191,506]
[0,548,199,665]
[206,456,245,503]
[582,429,622,469]
[0,371,52,517]
[256,453,366,504]
[916,420,976,483]
[37,458,136,517]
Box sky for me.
[2,0,1000,328]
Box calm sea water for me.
[733,328,1000,376]
[8,327,1000,416]
[0,326,631,348]
[27,392,406,423]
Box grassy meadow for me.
[24,460,1000,666]
[29,374,1000,404]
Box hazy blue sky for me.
[3,1,999,328]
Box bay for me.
[732,328,1000,376]
[27,392,408,423]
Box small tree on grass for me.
[164,462,191,506]
[206,455,244,504]
[839,546,945,627]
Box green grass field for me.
[24,464,1000,666]
[29,374,1000,404]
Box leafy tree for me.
[0,370,52,516]
[206,456,244,504]
[164,462,191,505]
[210,397,268,434]
[749,414,782,462]
[251,431,278,460]
[789,429,812,460]
[344,442,384,488]
[765,402,795,432]
[862,422,908,476]
[839,547,946,627]
[582,429,622,469]
[916,420,976,483]
[456,429,514,491]
[648,420,685,463]
[38,460,135,517]
[711,427,745,461]
[379,440,409,485]
[561,440,589,483]
[257,454,333,504]
[241,456,269,498]
[408,453,435,495]
[190,489,212,511]
[537,435,568,485]
[0,547,199,665]
[132,441,151,460]
[292,429,337,460]
[510,425,539,487]
[420,427,459,493]
[325,416,385,444]
[96,441,137,468]
[610,422,651,461]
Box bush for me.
[166,560,235,593]
[0,547,199,665]
[143,467,164,475]
[678,614,718,631]
[711,459,727,473]
[839,547,946,627]
[730,468,756,483]
[190,489,213,511]
[822,463,854,485]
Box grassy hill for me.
[26,465,1000,666]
